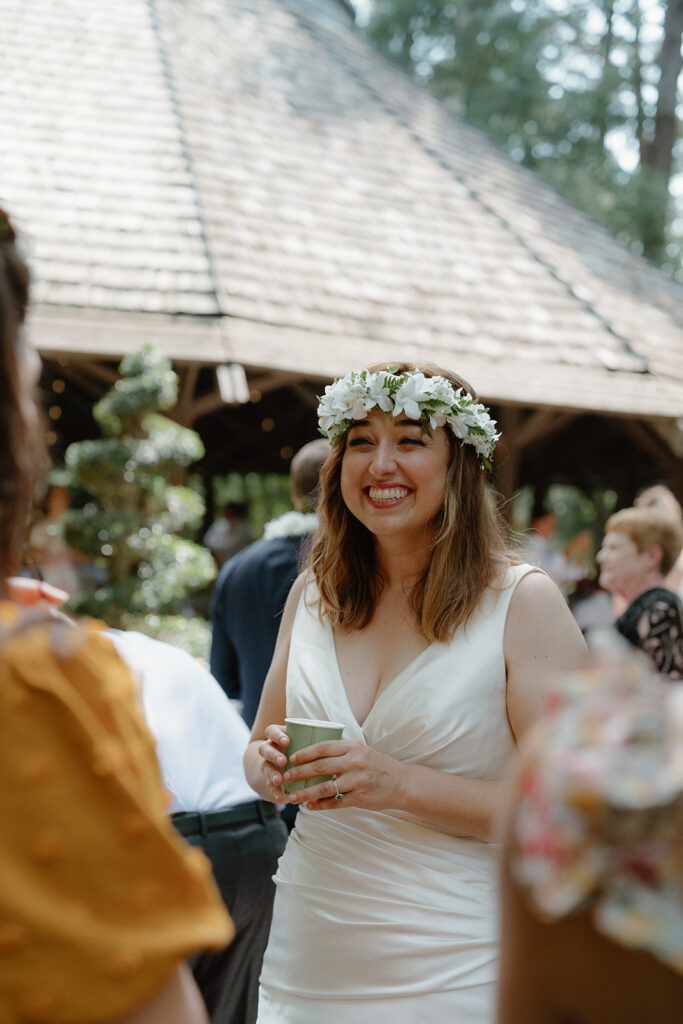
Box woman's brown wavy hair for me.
[307,362,515,642]
[0,210,45,584]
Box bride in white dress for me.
[244,363,586,1023]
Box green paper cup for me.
[283,717,344,794]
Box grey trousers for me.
[181,810,288,1024]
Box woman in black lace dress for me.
[597,506,683,680]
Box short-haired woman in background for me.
[597,506,683,680]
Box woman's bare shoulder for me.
[505,569,587,674]
[509,569,569,614]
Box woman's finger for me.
[283,754,337,786]
[258,740,287,770]
[7,577,68,606]
[288,739,347,765]
[265,724,290,750]
[300,772,357,810]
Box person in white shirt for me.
[109,630,288,1024]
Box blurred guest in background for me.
[596,506,683,680]
[203,501,253,567]
[210,439,329,728]
[28,482,82,595]
[521,503,583,595]
[567,575,614,638]
[634,484,683,598]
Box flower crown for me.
[317,368,499,470]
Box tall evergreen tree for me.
[364,1,682,276]
[62,345,216,654]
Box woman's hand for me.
[284,739,402,812]
[257,724,291,804]
[7,576,68,606]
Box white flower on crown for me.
[318,371,393,437]
[317,368,499,468]
[393,373,437,421]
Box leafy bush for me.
[63,344,216,649]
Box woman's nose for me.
[370,440,397,475]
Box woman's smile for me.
[365,485,413,507]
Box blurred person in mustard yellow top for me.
[0,207,233,1024]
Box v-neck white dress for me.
[257,565,538,1023]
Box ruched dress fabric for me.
[257,564,538,1024]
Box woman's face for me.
[596,529,654,598]
[340,409,450,547]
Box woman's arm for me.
[504,571,588,740]
[243,574,306,802]
[282,572,587,841]
[111,965,208,1024]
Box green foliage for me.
[121,614,213,661]
[364,0,682,278]
[62,344,216,643]
[94,346,178,435]
[214,471,293,537]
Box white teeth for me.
[368,487,409,502]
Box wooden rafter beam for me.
[174,363,201,426]
[248,370,306,395]
[67,359,119,386]
[515,409,577,450]
[46,363,109,401]
[291,383,319,409]
[620,419,682,473]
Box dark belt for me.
[171,800,277,838]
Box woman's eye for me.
[399,437,425,447]
[347,437,373,449]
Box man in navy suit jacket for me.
[209,439,330,728]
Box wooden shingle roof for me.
[2,0,682,429]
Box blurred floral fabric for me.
[511,639,683,973]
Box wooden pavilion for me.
[2,0,681,509]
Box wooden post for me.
[495,407,521,520]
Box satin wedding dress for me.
[257,565,538,1023]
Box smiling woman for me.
[597,506,683,680]
[244,362,588,1023]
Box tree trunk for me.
[643,0,683,179]
[598,0,615,144]
[632,0,645,155]
[639,0,683,259]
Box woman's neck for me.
[374,533,433,590]
[620,571,667,607]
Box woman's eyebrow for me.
[348,417,423,429]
